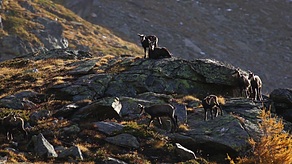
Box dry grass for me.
[178,124,190,131]
[228,109,292,164]
[0,58,74,98]
[1,0,142,58]
[174,95,200,104]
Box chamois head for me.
[137,34,146,42]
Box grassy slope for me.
[0,0,142,57]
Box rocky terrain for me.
[0,49,291,163]
[0,1,291,163]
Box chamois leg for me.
[157,117,162,125]
[219,106,223,116]
[170,117,177,132]
[213,107,219,118]
[240,88,244,97]
[144,48,147,58]
[210,108,214,120]
[258,88,263,101]
[245,89,250,98]
[204,109,208,121]
[215,105,223,117]
[6,131,10,141]
[254,88,258,101]
[174,115,178,126]
[21,129,28,139]
[148,117,154,127]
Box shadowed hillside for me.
[59,0,292,93]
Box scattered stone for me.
[105,133,140,149]
[59,145,84,160]
[104,157,128,164]
[270,88,292,122]
[62,125,81,134]
[93,121,125,135]
[0,90,41,109]
[30,110,51,123]
[175,143,197,160]
[0,156,7,164]
[73,97,121,121]
[68,60,97,75]
[173,103,188,124]
[32,133,58,158]
[34,17,68,50]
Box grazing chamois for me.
[202,95,223,121]
[138,104,177,132]
[0,113,28,141]
[138,34,158,58]
[248,71,263,101]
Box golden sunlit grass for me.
[228,109,292,164]
[178,124,190,132]
[76,143,90,154]
[183,95,200,102]
[116,151,151,164]
[2,0,142,58]
[0,108,30,121]
[0,57,74,97]
[174,95,200,104]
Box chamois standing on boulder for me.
[248,71,263,101]
[138,104,177,132]
[0,113,28,141]
[233,69,251,98]
[202,95,223,121]
[148,41,172,59]
[138,34,158,58]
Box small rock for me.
[59,145,83,160]
[32,133,58,158]
[105,133,140,149]
[93,121,124,135]
[175,143,197,160]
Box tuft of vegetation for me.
[228,109,292,164]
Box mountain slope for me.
[59,0,292,93]
[0,0,141,60]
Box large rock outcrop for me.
[270,88,292,122]
[48,57,242,101]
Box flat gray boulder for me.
[105,133,140,149]
[93,121,125,135]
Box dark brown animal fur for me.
[202,95,223,121]
[138,104,177,132]
[138,34,158,58]
[0,113,28,141]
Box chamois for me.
[138,104,177,132]
[0,113,28,141]
[202,95,223,121]
[233,69,251,98]
[138,34,158,58]
[148,41,172,59]
[248,71,263,101]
